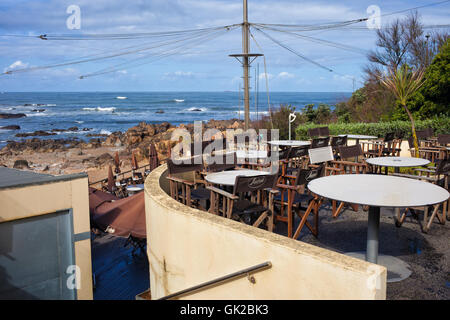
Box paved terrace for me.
[91,202,449,300]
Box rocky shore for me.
[0,119,244,182]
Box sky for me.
[0,0,448,92]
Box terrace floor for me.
[90,203,450,300]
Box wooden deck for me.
[91,233,149,300]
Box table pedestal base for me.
[345,252,412,282]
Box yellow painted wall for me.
[0,177,93,300]
[145,165,387,300]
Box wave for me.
[83,107,116,112]
[235,110,269,116]
[174,99,185,103]
[75,120,84,124]
[116,96,127,100]
[181,107,208,112]
[100,129,112,135]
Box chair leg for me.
[287,190,293,238]
[332,201,345,218]
[395,208,408,227]
[253,211,268,229]
[293,201,316,239]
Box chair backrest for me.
[331,135,347,148]
[167,157,203,175]
[205,152,237,172]
[415,129,430,140]
[190,140,212,157]
[435,158,450,176]
[425,127,434,138]
[383,132,395,142]
[395,131,405,140]
[288,146,310,159]
[311,136,330,149]
[437,134,450,146]
[338,144,363,160]
[319,126,330,137]
[407,136,415,149]
[233,173,278,195]
[294,164,325,186]
[307,127,321,138]
[308,146,334,164]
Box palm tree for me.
[379,64,425,157]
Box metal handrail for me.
[158,261,272,300]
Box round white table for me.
[126,184,144,194]
[268,140,311,148]
[205,169,272,186]
[308,174,449,280]
[366,156,430,174]
[236,150,268,159]
[339,134,378,143]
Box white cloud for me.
[277,71,294,79]
[3,60,28,73]
[259,72,273,80]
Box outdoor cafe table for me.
[236,150,268,159]
[126,184,144,195]
[268,140,311,149]
[339,134,378,145]
[308,174,449,281]
[205,169,272,186]
[366,156,430,174]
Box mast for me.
[242,0,250,130]
[230,0,262,131]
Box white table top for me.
[206,169,271,186]
[366,157,430,168]
[236,150,268,158]
[126,184,144,191]
[308,174,449,208]
[339,134,378,140]
[268,140,311,147]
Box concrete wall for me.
[145,165,387,300]
[0,176,93,300]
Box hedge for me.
[295,118,450,140]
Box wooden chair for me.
[307,127,321,138]
[275,146,341,237]
[205,152,238,173]
[328,145,368,218]
[392,158,449,232]
[382,132,403,157]
[283,145,310,176]
[311,136,330,149]
[167,157,210,210]
[330,135,348,159]
[362,132,393,158]
[274,165,326,239]
[207,173,279,231]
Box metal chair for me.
[207,173,279,231]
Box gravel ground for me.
[273,202,450,300]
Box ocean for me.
[0,91,351,148]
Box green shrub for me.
[295,117,450,140]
